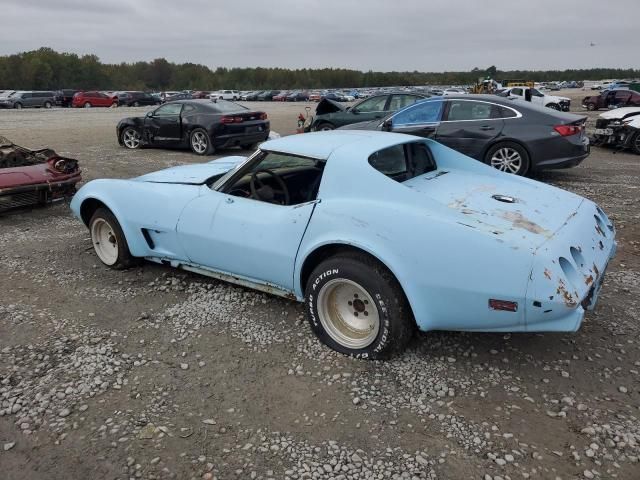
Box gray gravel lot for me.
[0,96,639,480]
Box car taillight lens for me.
[220,116,244,124]
[554,125,582,136]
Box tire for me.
[484,142,530,176]
[14,103,22,109]
[630,131,640,155]
[84,102,91,108]
[189,128,214,155]
[89,208,135,269]
[121,127,142,149]
[44,101,52,109]
[304,252,414,359]
[546,103,561,111]
[586,103,596,111]
[133,101,140,107]
[315,122,335,132]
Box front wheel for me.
[305,253,414,359]
[133,101,140,107]
[630,131,640,155]
[241,142,259,150]
[121,127,142,149]
[485,142,530,176]
[190,128,214,155]
[546,103,561,111]
[315,122,335,131]
[44,101,52,109]
[586,103,596,111]
[14,103,22,109]
[84,102,91,108]
[89,208,135,269]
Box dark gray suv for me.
[0,91,56,109]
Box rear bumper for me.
[524,201,616,331]
[213,131,269,149]
[533,136,590,170]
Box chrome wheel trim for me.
[122,128,141,149]
[91,218,119,266]
[317,278,380,349]
[191,131,208,153]
[490,147,523,174]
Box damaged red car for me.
[0,136,81,213]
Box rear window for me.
[368,142,436,182]
[207,100,248,113]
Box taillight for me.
[554,124,582,136]
[220,116,244,124]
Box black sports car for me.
[340,95,589,176]
[117,100,270,155]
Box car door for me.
[95,92,110,107]
[387,99,445,138]
[21,93,34,107]
[509,87,524,101]
[614,90,632,107]
[143,103,183,145]
[345,95,389,125]
[176,153,319,292]
[435,99,504,159]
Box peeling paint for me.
[544,268,552,280]
[499,210,551,237]
[556,279,577,308]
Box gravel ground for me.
[0,97,639,480]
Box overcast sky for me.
[1,0,638,72]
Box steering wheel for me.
[250,169,291,205]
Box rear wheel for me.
[485,142,530,176]
[121,127,142,149]
[84,102,91,108]
[316,122,335,131]
[89,208,135,269]
[190,128,214,155]
[304,252,414,359]
[133,101,140,107]
[43,101,52,109]
[630,131,640,155]
[14,103,22,109]
[586,103,596,111]
[546,103,561,111]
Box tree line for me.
[0,48,638,91]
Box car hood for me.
[403,168,584,251]
[546,94,570,102]
[599,107,640,120]
[134,156,246,185]
[316,98,346,115]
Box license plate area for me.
[594,128,613,135]
[245,125,264,134]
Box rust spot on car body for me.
[585,275,594,286]
[544,269,552,280]
[556,280,577,308]
[499,211,551,236]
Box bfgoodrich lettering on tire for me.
[304,252,414,359]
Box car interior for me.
[218,151,325,206]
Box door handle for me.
[480,125,494,131]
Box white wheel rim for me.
[320,125,333,131]
[490,147,522,174]
[317,279,380,349]
[123,129,141,148]
[91,218,119,265]
[85,103,91,108]
[191,131,208,153]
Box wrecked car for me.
[71,131,616,359]
[117,99,269,155]
[304,92,428,131]
[582,89,640,111]
[590,107,640,154]
[341,95,590,176]
[0,136,81,213]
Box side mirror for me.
[351,108,359,114]
[146,111,153,117]
[382,119,393,131]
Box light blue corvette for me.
[71,131,616,359]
